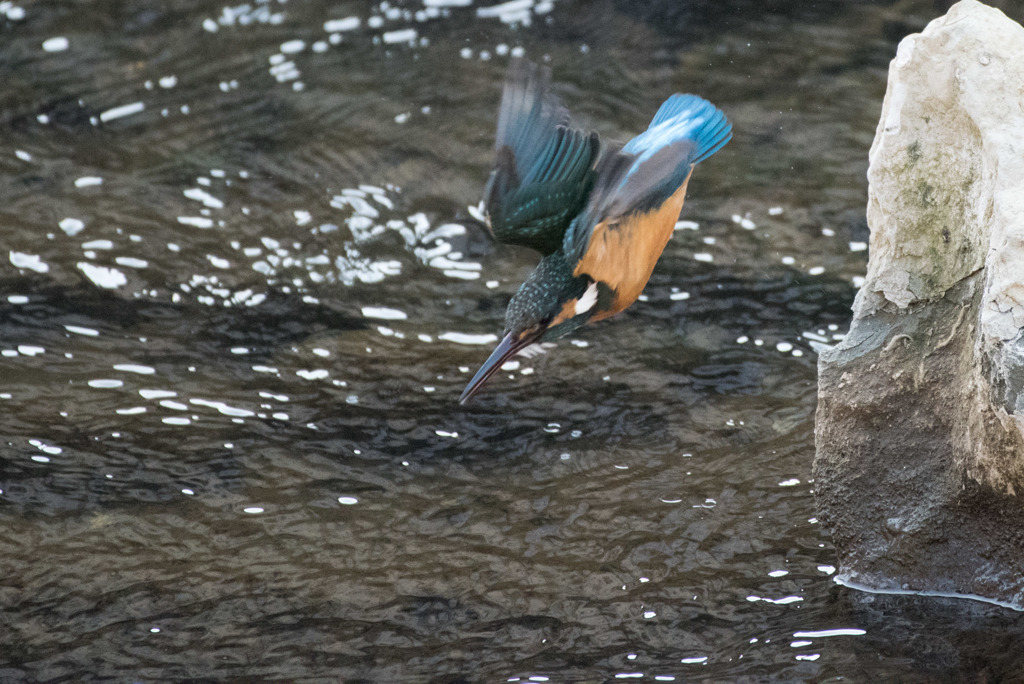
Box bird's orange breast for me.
[572,172,692,320]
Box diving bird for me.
[461,59,731,404]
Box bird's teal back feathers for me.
[561,94,731,265]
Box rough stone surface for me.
[815,0,1024,610]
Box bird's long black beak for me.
[459,330,540,405]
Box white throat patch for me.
[575,282,599,315]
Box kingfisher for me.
[460,59,731,404]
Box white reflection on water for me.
[268,54,300,84]
[116,407,147,415]
[9,251,50,273]
[88,379,123,388]
[53,160,482,310]
[99,102,145,123]
[203,2,285,32]
[139,389,176,399]
[793,628,866,638]
[382,28,417,44]
[476,0,555,26]
[29,439,62,455]
[438,332,498,345]
[259,391,289,402]
[177,216,215,229]
[114,364,155,375]
[323,17,360,32]
[160,400,188,410]
[190,398,255,417]
[184,187,224,208]
[78,263,127,288]
[746,595,803,605]
[42,36,69,52]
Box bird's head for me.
[460,252,604,404]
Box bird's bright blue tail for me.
[622,94,732,167]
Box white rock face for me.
[861,0,1024,343]
[861,0,1024,475]
[815,0,1024,609]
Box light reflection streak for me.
[63,325,98,335]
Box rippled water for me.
[3,0,1024,680]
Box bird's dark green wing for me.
[483,59,601,255]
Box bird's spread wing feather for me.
[493,59,569,182]
[523,124,596,186]
[484,59,601,254]
[562,94,731,266]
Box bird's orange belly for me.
[572,176,691,320]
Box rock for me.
[814,0,1024,610]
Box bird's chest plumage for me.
[572,177,691,320]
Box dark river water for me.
[3,0,1024,680]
